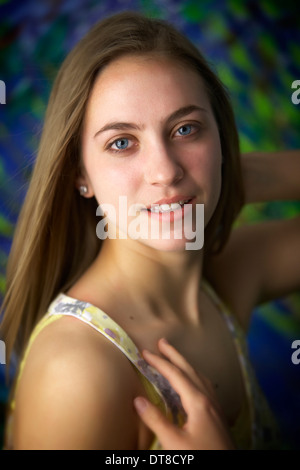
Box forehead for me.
[84,55,212,127]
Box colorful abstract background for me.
[0,0,299,449]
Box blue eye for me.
[112,138,129,150]
[177,125,192,136]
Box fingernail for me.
[134,397,148,414]
[142,348,152,358]
[160,337,169,345]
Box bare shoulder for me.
[205,217,300,331]
[13,315,142,449]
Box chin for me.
[137,237,204,252]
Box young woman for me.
[1,12,299,450]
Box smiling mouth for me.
[144,198,193,213]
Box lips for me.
[145,195,194,210]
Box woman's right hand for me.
[133,338,235,450]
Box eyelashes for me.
[104,122,202,155]
[175,124,193,136]
[108,137,132,152]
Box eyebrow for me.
[93,105,207,138]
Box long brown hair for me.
[0,11,244,368]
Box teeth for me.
[160,203,180,211]
[149,199,191,213]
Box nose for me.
[143,141,184,187]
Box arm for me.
[206,150,300,331]
[206,217,300,331]
[13,317,141,449]
[242,149,300,204]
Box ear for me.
[75,173,95,198]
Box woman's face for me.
[80,55,222,251]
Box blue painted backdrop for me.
[0,0,299,449]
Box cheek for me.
[186,138,222,213]
[186,139,222,183]
[86,159,140,206]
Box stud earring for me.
[79,185,88,196]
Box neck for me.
[92,238,205,323]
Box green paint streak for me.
[217,65,241,90]
[0,214,14,237]
[228,0,247,17]
[239,133,257,154]
[230,44,251,72]
[181,0,205,22]
[260,0,281,18]
[252,89,273,121]
[0,275,6,296]
[258,305,300,337]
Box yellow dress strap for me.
[47,293,186,425]
[6,293,187,450]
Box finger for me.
[157,339,218,401]
[157,339,207,390]
[133,396,180,446]
[142,343,221,415]
[142,348,202,408]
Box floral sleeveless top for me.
[4,282,280,449]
